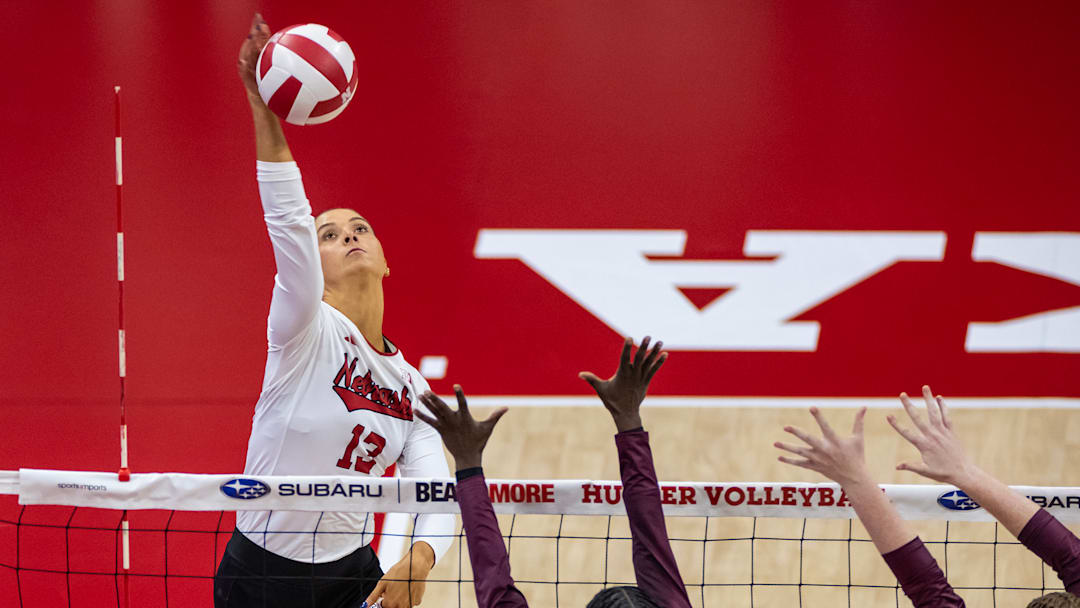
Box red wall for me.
[2,1,1079,473]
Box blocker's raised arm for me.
[890,386,1080,598]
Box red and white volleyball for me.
[255,24,359,125]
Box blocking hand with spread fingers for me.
[775,407,872,489]
[774,407,968,606]
[416,385,508,471]
[885,386,1080,603]
[886,385,976,487]
[579,336,667,432]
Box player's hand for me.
[579,336,667,432]
[887,385,976,486]
[416,385,508,470]
[364,542,434,608]
[237,13,271,100]
[775,407,872,488]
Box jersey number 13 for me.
[336,424,387,474]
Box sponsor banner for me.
[12,469,1080,523]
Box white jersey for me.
[236,160,454,563]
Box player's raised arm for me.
[890,386,1080,600]
[579,336,691,608]
[236,14,322,349]
[775,408,965,607]
[238,13,291,163]
[415,388,525,608]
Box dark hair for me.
[586,586,660,608]
[1028,592,1080,608]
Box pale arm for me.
[888,386,1038,538]
[889,386,1080,595]
[777,408,916,554]
[776,408,965,606]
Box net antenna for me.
[114,84,132,608]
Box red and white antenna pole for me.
[115,84,131,608]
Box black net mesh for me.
[1,495,1075,607]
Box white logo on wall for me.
[475,230,1080,352]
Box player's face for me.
[314,208,388,287]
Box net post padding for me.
[5,469,1080,522]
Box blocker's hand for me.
[416,385,508,470]
[364,542,434,608]
[579,336,667,432]
[775,407,871,488]
[887,385,976,486]
[237,13,271,98]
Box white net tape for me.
[4,469,1080,521]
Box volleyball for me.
[255,23,359,125]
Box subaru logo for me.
[937,489,981,511]
[221,478,270,500]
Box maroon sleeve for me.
[881,538,965,608]
[615,430,693,608]
[457,473,530,608]
[1018,508,1080,595]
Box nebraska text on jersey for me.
[333,352,414,420]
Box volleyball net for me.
[1,470,1077,607]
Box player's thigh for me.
[328,557,383,608]
[213,553,313,608]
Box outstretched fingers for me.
[936,395,952,430]
[809,407,838,442]
[414,410,440,430]
[643,352,667,383]
[777,455,818,471]
[482,406,509,430]
[886,413,921,446]
[633,336,651,369]
[851,406,867,436]
[419,391,454,422]
[774,441,811,458]
[896,461,934,478]
[783,424,822,449]
[453,384,470,417]
[578,371,602,392]
[921,385,943,428]
[641,339,663,369]
[899,392,930,434]
[618,337,633,371]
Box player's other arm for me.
[580,337,692,608]
[890,386,1080,596]
[775,407,965,607]
[236,14,322,348]
[416,387,527,608]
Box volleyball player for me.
[888,387,1080,607]
[214,15,455,608]
[416,336,691,608]
[776,387,1080,607]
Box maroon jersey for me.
[882,538,966,607]
[881,508,1080,606]
[1019,509,1080,596]
[457,429,691,608]
[615,430,693,608]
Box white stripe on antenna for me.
[117,233,124,281]
[115,137,123,185]
[118,329,126,378]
